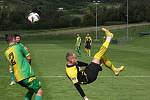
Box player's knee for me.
[92,58,100,64]
[36,88,43,96]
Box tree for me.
[71,17,81,27]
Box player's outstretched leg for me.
[84,28,112,84]
[101,56,124,76]
[92,28,113,64]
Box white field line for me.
[1,75,150,78]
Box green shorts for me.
[18,76,41,93]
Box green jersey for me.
[5,43,34,82]
[18,42,24,47]
[76,36,81,47]
[18,42,29,52]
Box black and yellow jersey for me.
[85,36,92,44]
[66,61,88,84]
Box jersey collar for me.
[66,64,75,67]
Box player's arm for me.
[68,68,88,99]
[79,37,81,44]
[71,77,87,99]
[26,55,31,65]
[74,82,88,99]
[24,45,32,65]
[84,37,86,45]
[21,45,31,65]
[75,39,78,47]
[90,37,92,45]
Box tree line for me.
[0,0,150,30]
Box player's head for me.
[15,34,21,43]
[77,33,80,37]
[66,52,77,64]
[5,34,16,44]
[87,33,90,36]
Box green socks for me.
[24,91,34,100]
[35,95,42,100]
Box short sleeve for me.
[20,45,30,57]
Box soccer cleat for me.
[114,66,125,76]
[101,28,113,38]
[9,81,16,86]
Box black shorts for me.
[84,62,102,84]
[85,44,91,49]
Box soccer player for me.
[5,34,43,100]
[15,34,30,54]
[65,28,125,100]
[75,33,82,56]
[9,34,31,86]
[15,34,31,64]
[84,33,92,56]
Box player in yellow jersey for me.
[84,33,92,56]
[5,34,43,100]
[65,28,125,100]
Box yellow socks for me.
[94,28,113,60]
[101,56,116,73]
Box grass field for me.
[0,25,150,100]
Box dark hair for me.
[15,34,21,38]
[66,51,74,61]
[5,34,15,43]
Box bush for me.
[82,13,95,26]
[71,17,81,27]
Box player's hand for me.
[84,96,89,100]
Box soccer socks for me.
[94,41,110,60]
[101,56,116,73]
[76,47,81,56]
[24,91,42,100]
[94,28,113,60]
[25,91,34,100]
[35,95,42,100]
[101,56,125,76]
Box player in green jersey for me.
[9,34,31,86]
[5,34,43,100]
[15,34,31,64]
[75,33,82,56]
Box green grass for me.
[0,25,150,100]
